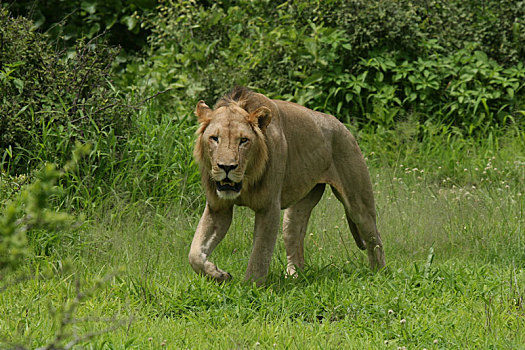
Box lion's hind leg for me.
[283,184,325,276]
[330,187,366,250]
[330,183,386,271]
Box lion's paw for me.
[215,270,232,282]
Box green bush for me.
[0,146,88,271]
[419,0,525,65]
[3,0,157,52]
[300,42,525,133]
[315,0,525,66]
[122,0,524,135]
[0,9,133,175]
[123,0,289,106]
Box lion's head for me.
[194,89,272,200]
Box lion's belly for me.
[279,142,332,209]
[276,105,337,208]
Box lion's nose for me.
[218,164,238,174]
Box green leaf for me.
[81,0,97,15]
[304,38,317,60]
[121,16,137,31]
[87,22,101,38]
[13,78,24,93]
[303,73,323,86]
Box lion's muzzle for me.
[214,163,243,198]
[216,179,242,193]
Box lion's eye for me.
[210,136,219,142]
[239,137,249,145]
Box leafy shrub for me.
[315,0,525,66]
[0,8,133,175]
[3,0,156,52]
[123,0,333,108]
[125,0,524,136]
[0,145,89,271]
[419,0,525,66]
[300,42,525,133]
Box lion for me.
[189,87,385,285]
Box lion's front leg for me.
[189,204,233,282]
[245,205,281,286]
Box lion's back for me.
[271,99,360,207]
[273,99,356,156]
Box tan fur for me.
[189,87,385,285]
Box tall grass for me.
[115,108,202,209]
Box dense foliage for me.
[126,0,524,134]
[316,0,525,65]
[0,9,133,176]
[3,0,156,51]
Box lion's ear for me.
[249,106,272,132]
[195,100,212,124]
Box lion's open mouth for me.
[216,179,242,193]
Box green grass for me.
[1,148,524,349]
